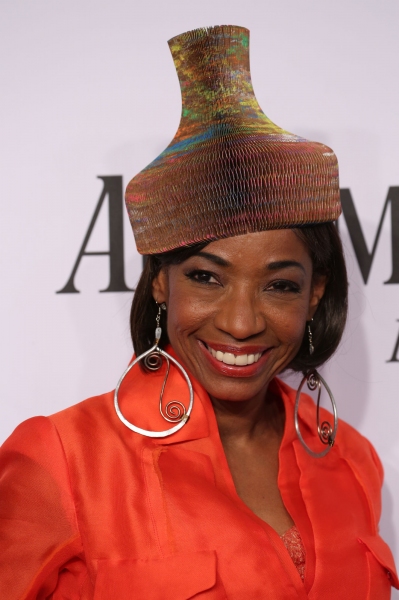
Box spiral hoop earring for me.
[294,370,338,458]
[114,303,194,438]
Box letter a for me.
[57,176,133,293]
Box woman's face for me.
[152,230,326,403]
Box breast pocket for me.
[358,535,399,599]
[94,550,227,600]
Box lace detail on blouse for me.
[280,525,306,581]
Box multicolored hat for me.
[126,25,341,255]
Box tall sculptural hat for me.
[125,25,341,255]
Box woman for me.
[0,25,397,598]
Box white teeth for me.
[235,354,248,366]
[207,346,263,366]
[223,353,236,365]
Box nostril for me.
[214,304,266,339]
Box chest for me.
[69,438,393,600]
[221,433,294,534]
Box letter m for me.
[338,187,399,284]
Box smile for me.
[205,344,263,366]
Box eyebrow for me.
[195,253,305,273]
[267,260,306,274]
[196,251,231,266]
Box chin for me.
[199,378,270,403]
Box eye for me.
[185,269,220,285]
[267,279,301,293]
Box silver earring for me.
[114,303,194,438]
[294,370,338,458]
[307,319,314,355]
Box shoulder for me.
[1,415,63,465]
[276,376,384,523]
[1,392,116,467]
[335,417,383,481]
[275,376,384,483]
[49,390,115,433]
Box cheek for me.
[165,291,206,342]
[267,303,308,348]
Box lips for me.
[199,341,272,378]
[205,344,262,366]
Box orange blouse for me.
[0,356,398,599]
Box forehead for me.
[201,230,311,264]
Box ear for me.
[152,268,169,305]
[307,273,328,320]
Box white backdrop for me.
[1,0,398,587]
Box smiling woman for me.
[0,24,397,600]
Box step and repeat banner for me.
[2,0,398,581]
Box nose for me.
[213,288,266,340]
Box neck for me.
[210,386,285,443]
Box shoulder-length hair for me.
[130,223,348,373]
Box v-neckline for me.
[201,379,311,590]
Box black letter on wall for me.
[338,187,399,284]
[387,320,399,363]
[57,176,133,293]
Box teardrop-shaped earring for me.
[114,303,194,438]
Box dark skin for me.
[153,230,326,535]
